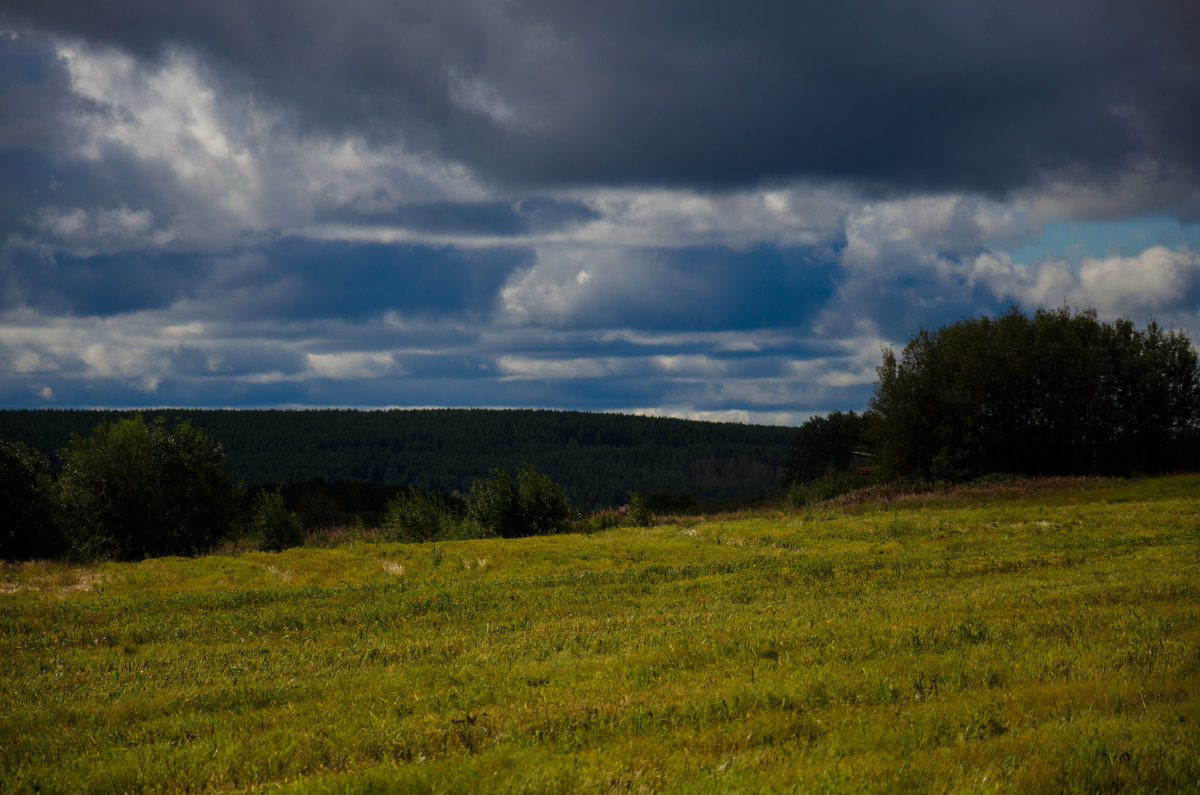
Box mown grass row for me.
[2,475,1198,792]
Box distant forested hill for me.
[0,409,794,508]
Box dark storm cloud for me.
[217,240,529,320]
[3,239,529,319]
[0,34,199,227]
[657,245,842,331]
[4,0,1197,197]
[0,32,73,151]
[3,248,202,314]
[619,245,842,333]
[321,198,600,236]
[0,33,79,240]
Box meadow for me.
[2,475,1198,793]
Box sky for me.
[1,1,1198,425]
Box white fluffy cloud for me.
[1074,246,1200,315]
[39,40,485,255]
[498,247,653,326]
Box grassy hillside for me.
[2,475,1198,792]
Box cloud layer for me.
[1,3,1198,421]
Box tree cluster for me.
[780,410,872,487]
[2,416,243,562]
[869,307,1200,480]
[2,415,584,561]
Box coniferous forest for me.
[0,408,793,509]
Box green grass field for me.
[3,475,1198,793]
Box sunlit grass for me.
[2,475,1198,792]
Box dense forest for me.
[0,409,794,508]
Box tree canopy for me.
[56,415,240,560]
[869,306,1200,480]
[780,410,872,486]
[0,441,63,560]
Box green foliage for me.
[0,441,64,560]
[626,491,652,526]
[871,306,1200,480]
[467,465,571,538]
[382,488,451,543]
[781,410,873,486]
[251,490,305,552]
[56,415,239,561]
[438,517,496,541]
[467,468,523,539]
[517,466,572,536]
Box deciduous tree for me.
[57,415,239,560]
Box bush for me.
[467,465,571,538]
[382,488,450,542]
[518,466,572,536]
[626,491,652,527]
[252,490,305,551]
[57,415,239,561]
[0,440,64,560]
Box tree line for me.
[782,307,1200,496]
[0,408,791,508]
[2,415,648,561]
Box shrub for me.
[626,491,652,527]
[57,415,239,561]
[0,440,64,560]
[467,469,523,538]
[467,465,571,538]
[518,466,572,536]
[382,488,450,542]
[439,518,496,541]
[252,490,305,551]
